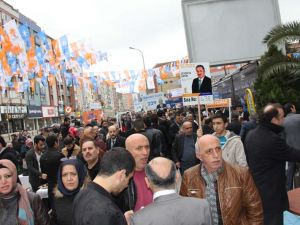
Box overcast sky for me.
[5,0,300,71]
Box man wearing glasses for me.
[180,135,263,225]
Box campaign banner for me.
[168,88,184,98]
[182,93,199,106]
[142,92,165,111]
[199,94,214,105]
[206,98,231,109]
[180,63,211,94]
[82,110,103,124]
[166,97,183,108]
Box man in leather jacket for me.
[116,133,153,212]
[180,134,263,225]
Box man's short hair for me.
[145,162,176,189]
[143,116,152,128]
[46,134,58,148]
[34,135,45,145]
[260,103,283,124]
[133,119,144,131]
[196,64,205,71]
[63,135,74,145]
[0,135,6,148]
[98,148,135,176]
[64,117,70,122]
[212,113,228,124]
[283,103,294,116]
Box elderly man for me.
[181,134,263,225]
[132,157,212,225]
[245,103,300,225]
[172,121,199,174]
[116,133,153,212]
[107,125,126,150]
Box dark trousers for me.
[264,212,283,225]
[286,162,295,191]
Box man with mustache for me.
[180,134,263,225]
[116,133,153,212]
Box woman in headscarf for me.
[51,158,89,225]
[0,159,50,225]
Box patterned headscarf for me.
[0,159,34,225]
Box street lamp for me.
[129,47,146,72]
[129,46,148,94]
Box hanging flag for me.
[70,42,79,57]
[0,50,11,75]
[37,31,50,50]
[35,46,45,65]
[59,35,71,61]
[52,39,61,61]
[18,24,31,50]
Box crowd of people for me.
[0,102,299,225]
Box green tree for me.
[255,21,300,110]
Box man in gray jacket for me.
[131,157,212,225]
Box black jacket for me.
[172,133,198,163]
[115,178,137,213]
[60,123,70,139]
[192,76,212,94]
[245,123,300,213]
[168,122,180,146]
[40,147,64,183]
[227,120,242,136]
[139,128,166,161]
[73,182,127,225]
[106,135,126,150]
[25,149,42,188]
[52,191,76,225]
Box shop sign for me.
[5,114,25,120]
[42,106,59,118]
[27,105,43,118]
[0,106,27,114]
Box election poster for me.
[180,62,212,95]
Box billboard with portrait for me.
[180,62,211,94]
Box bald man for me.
[131,157,212,225]
[116,134,153,212]
[107,125,126,150]
[180,135,263,225]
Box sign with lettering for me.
[206,98,231,109]
[182,93,199,106]
[142,92,165,111]
[27,105,43,118]
[42,106,59,118]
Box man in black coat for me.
[191,64,212,94]
[168,112,182,148]
[73,149,136,225]
[25,135,47,192]
[40,134,64,209]
[60,117,70,139]
[245,103,300,225]
[172,121,199,174]
[106,125,126,150]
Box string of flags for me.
[0,19,188,95]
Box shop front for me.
[25,105,43,132]
[0,106,27,134]
[42,106,59,127]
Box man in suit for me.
[192,64,212,94]
[107,125,126,150]
[25,135,47,192]
[172,121,199,175]
[131,157,212,225]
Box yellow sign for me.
[245,89,256,114]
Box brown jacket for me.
[180,161,263,225]
[62,144,81,158]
